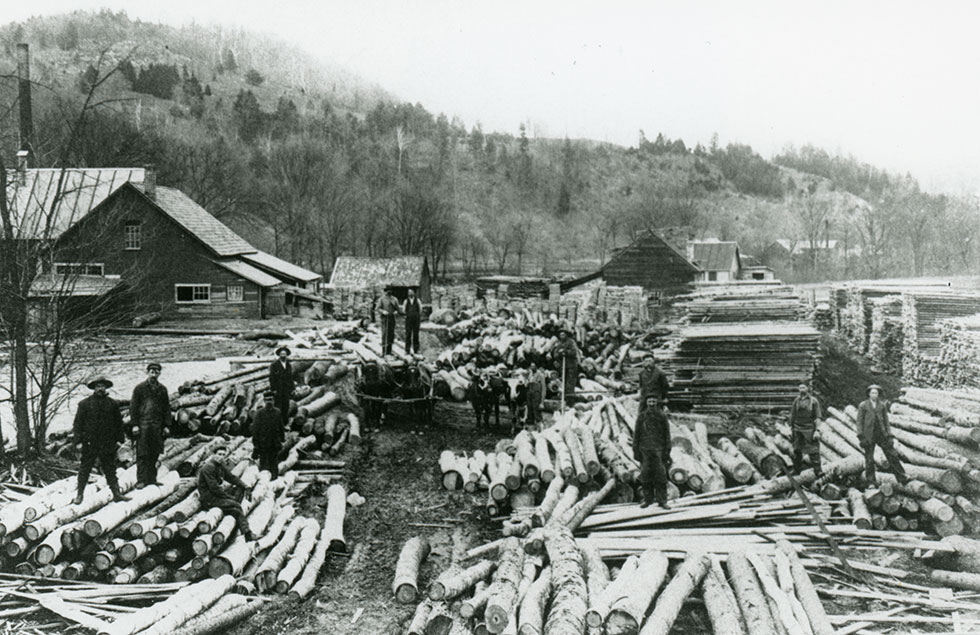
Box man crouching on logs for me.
[633,395,671,508]
[73,376,130,505]
[198,446,258,541]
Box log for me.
[727,551,778,635]
[587,555,639,629]
[324,483,347,552]
[930,568,980,592]
[535,435,555,483]
[347,413,362,446]
[517,567,551,635]
[440,451,464,491]
[580,542,609,621]
[515,433,540,479]
[101,575,235,635]
[429,559,496,601]
[170,595,262,635]
[254,517,304,592]
[531,475,565,527]
[274,518,320,593]
[921,497,956,523]
[702,557,746,635]
[208,534,255,578]
[407,601,434,635]
[425,602,453,635]
[606,549,670,635]
[543,527,587,635]
[289,516,334,599]
[576,427,601,476]
[639,551,710,635]
[847,488,872,530]
[484,537,525,634]
[393,536,431,604]
[461,581,492,619]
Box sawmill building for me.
[596,230,702,295]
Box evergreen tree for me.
[233,89,264,142]
[245,69,265,86]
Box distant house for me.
[689,240,741,283]
[738,253,775,281]
[329,256,432,303]
[596,230,701,295]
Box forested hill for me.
[0,10,973,283]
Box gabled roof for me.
[690,241,740,272]
[148,186,255,257]
[241,250,321,283]
[604,230,702,273]
[8,168,144,239]
[329,256,428,288]
[211,259,281,288]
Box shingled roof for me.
[241,250,322,283]
[690,241,740,273]
[329,256,427,288]
[147,186,255,257]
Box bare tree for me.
[793,182,834,280]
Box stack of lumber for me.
[902,291,980,382]
[811,301,834,331]
[934,313,980,388]
[659,322,821,412]
[678,291,806,324]
[866,296,904,374]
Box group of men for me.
[71,349,297,543]
[377,287,424,356]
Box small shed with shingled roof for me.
[328,256,431,303]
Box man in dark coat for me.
[552,329,579,405]
[198,445,257,541]
[130,362,170,488]
[526,362,545,429]
[73,376,130,505]
[638,355,671,416]
[633,396,672,508]
[404,288,423,355]
[856,384,907,484]
[378,287,400,357]
[789,384,823,476]
[268,346,294,429]
[252,393,284,479]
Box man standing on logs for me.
[633,395,671,508]
[638,355,670,416]
[378,286,400,357]
[252,392,284,479]
[199,445,257,541]
[526,362,545,429]
[789,383,823,476]
[269,346,294,429]
[404,288,422,355]
[73,376,130,505]
[552,328,579,406]
[130,362,170,488]
[857,384,908,485]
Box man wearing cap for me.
[73,377,129,505]
[269,346,294,429]
[552,329,580,405]
[789,384,822,476]
[404,288,423,355]
[198,445,257,542]
[378,287,400,357]
[638,355,671,417]
[130,362,171,488]
[633,395,672,508]
[856,384,907,484]
[252,393,284,479]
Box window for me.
[175,284,211,303]
[708,271,717,281]
[124,222,141,250]
[54,263,104,276]
[227,285,244,302]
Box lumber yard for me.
[6,280,980,635]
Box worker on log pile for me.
[252,392,284,479]
[526,361,546,429]
[130,362,170,488]
[269,346,294,429]
[198,445,257,541]
[404,288,422,355]
[789,383,822,476]
[857,384,908,485]
[378,286,400,357]
[638,354,670,416]
[73,376,130,505]
[633,395,671,508]
[552,328,580,405]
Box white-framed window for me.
[54,262,105,276]
[175,284,211,304]
[124,222,141,250]
[227,285,244,302]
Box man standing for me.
[638,355,670,416]
[269,346,294,429]
[378,287,400,357]
[73,377,129,505]
[633,396,671,508]
[857,384,907,485]
[252,392,284,479]
[526,362,546,429]
[198,445,257,541]
[130,362,170,488]
[552,329,579,405]
[789,384,822,476]
[404,288,422,355]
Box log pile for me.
[902,291,980,382]
[934,313,980,388]
[866,296,904,374]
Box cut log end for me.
[395,584,419,604]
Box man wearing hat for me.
[638,354,671,417]
[552,329,580,405]
[856,384,907,484]
[403,288,423,355]
[73,376,129,505]
[130,362,171,488]
[269,346,294,429]
[251,392,284,479]
[378,286,400,357]
[789,383,822,476]
[633,395,672,508]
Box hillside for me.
[0,10,972,284]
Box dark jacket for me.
[252,405,284,451]
[856,398,891,444]
[198,458,247,506]
[633,405,670,459]
[553,339,579,366]
[789,395,821,430]
[378,295,400,319]
[404,298,422,320]
[269,360,294,399]
[130,380,170,455]
[639,365,671,405]
[73,393,125,447]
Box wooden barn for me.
[689,240,741,282]
[597,230,701,295]
[328,256,432,304]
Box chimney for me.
[144,164,156,201]
[16,43,34,166]
[16,150,28,184]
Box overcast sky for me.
[8,1,980,194]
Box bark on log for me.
[930,568,980,592]
[531,475,565,527]
[440,451,464,491]
[543,527,587,635]
[254,517,304,592]
[535,435,555,483]
[586,555,639,629]
[606,549,670,635]
[639,551,709,635]
[847,488,872,530]
[580,542,609,620]
[393,536,431,603]
[407,601,434,635]
[727,551,778,635]
[100,575,234,635]
[702,557,746,635]
[517,567,551,635]
[425,602,453,635]
[429,559,496,601]
[775,541,835,635]
[274,518,320,593]
[484,537,525,634]
[324,483,347,552]
[461,581,492,619]
[289,516,333,599]
[170,595,262,635]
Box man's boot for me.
[109,483,130,503]
[73,488,84,506]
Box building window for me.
[175,284,211,304]
[227,285,244,302]
[54,262,104,276]
[124,222,141,250]
[708,271,717,281]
